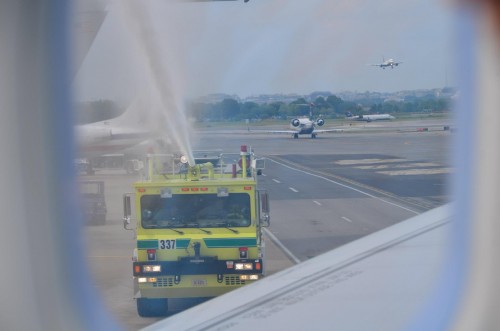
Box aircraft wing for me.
[248,128,345,135]
[143,204,452,331]
[249,129,300,134]
[312,128,345,133]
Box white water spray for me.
[118,1,195,165]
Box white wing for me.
[144,205,452,331]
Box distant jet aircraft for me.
[345,111,395,122]
[369,58,402,69]
[252,104,344,139]
[253,116,343,139]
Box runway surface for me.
[82,119,453,330]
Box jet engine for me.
[316,118,325,126]
[291,119,300,127]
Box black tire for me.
[137,298,168,317]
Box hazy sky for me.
[74,0,456,102]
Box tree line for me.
[76,94,451,124]
[188,95,451,122]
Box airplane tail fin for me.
[100,95,168,135]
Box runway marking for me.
[378,168,453,176]
[313,200,322,206]
[272,179,281,183]
[263,228,301,264]
[355,162,440,170]
[335,158,407,165]
[341,216,353,223]
[289,187,299,193]
[268,158,419,215]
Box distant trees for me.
[76,93,451,125]
[186,94,452,122]
[368,98,450,114]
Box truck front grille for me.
[153,277,175,287]
[225,276,246,286]
[150,276,247,287]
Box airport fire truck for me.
[123,145,270,317]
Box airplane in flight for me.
[345,111,395,122]
[369,58,403,69]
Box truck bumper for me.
[135,274,260,299]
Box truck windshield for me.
[141,193,251,229]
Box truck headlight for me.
[143,265,161,273]
[235,263,253,270]
[240,275,259,281]
[138,277,158,283]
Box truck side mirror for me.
[253,158,265,176]
[259,191,270,227]
[123,194,132,230]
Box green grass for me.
[192,112,452,128]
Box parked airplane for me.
[369,58,402,69]
[74,97,183,175]
[345,111,395,122]
[76,99,156,155]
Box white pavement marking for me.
[341,216,353,223]
[263,228,301,264]
[313,201,322,206]
[289,187,299,193]
[335,158,407,165]
[268,158,419,215]
[355,162,439,170]
[378,168,453,176]
[272,179,281,183]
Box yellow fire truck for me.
[123,145,270,317]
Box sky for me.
[74,0,456,103]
